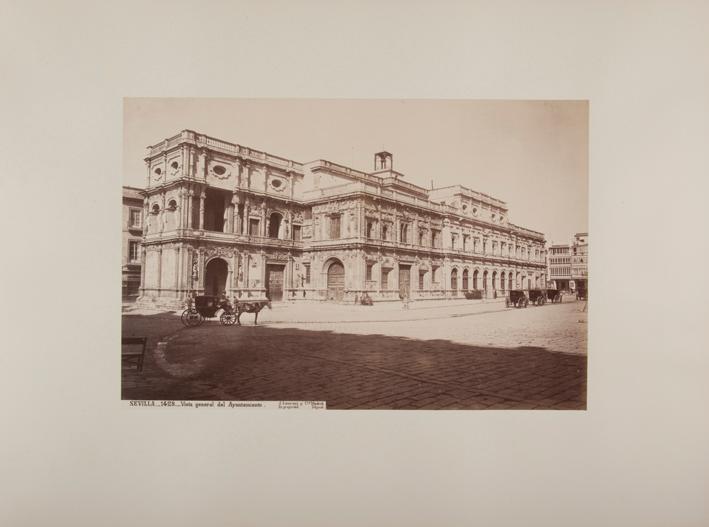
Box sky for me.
[124,99,587,245]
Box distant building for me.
[122,186,143,300]
[571,232,588,292]
[547,232,588,292]
[137,130,547,308]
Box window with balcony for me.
[249,218,260,236]
[432,229,441,248]
[129,240,140,263]
[399,223,409,244]
[129,209,142,229]
[329,215,341,239]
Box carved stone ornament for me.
[269,177,287,192]
[210,164,231,180]
[205,246,234,259]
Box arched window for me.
[151,204,160,214]
[167,199,177,211]
[451,268,458,290]
[462,269,469,290]
[473,269,479,290]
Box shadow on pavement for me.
[122,315,587,410]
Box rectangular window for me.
[130,209,142,228]
[129,240,140,262]
[366,264,373,281]
[432,229,441,248]
[366,221,374,238]
[249,218,260,236]
[304,264,311,284]
[329,215,341,239]
[381,268,390,289]
[419,271,425,290]
[292,225,302,241]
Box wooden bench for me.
[122,337,147,372]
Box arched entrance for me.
[326,260,345,302]
[204,258,228,297]
[462,269,469,290]
[451,268,458,290]
[473,269,479,290]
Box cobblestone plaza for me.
[122,297,587,409]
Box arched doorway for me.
[326,260,345,302]
[492,271,498,291]
[501,271,506,292]
[268,212,283,239]
[204,258,228,297]
[483,270,488,292]
[462,269,469,290]
[473,269,479,290]
[451,268,458,290]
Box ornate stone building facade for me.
[137,130,547,308]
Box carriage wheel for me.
[181,309,201,327]
[220,312,236,326]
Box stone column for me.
[142,198,149,236]
[232,194,240,235]
[197,249,205,292]
[199,149,207,180]
[261,201,267,237]
[243,198,250,235]
[186,189,194,229]
[175,244,182,296]
[286,254,293,296]
[156,247,163,293]
[199,191,206,231]
[243,252,250,289]
[139,246,147,296]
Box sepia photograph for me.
[122,98,588,409]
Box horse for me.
[235,299,272,326]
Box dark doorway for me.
[399,265,411,296]
[327,260,345,302]
[204,258,228,297]
[268,212,283,239]
[266,264,285,302]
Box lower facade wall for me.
[138,241,547,309]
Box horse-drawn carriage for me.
[181,295,271,327]
[546,288,562,303]
[506,290,529,308]
[528,289,548,306]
